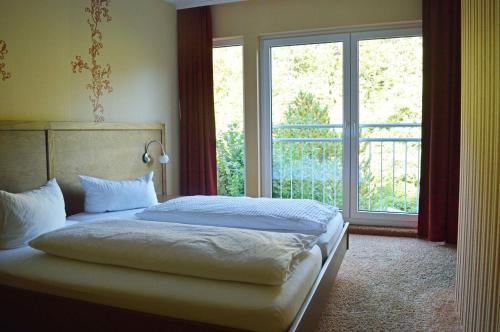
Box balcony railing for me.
[272,123,421,214]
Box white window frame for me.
[259,24,422,228]
[213,37,244,48]
[349,27,422,227]
[259,33,352,214]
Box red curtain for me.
[418,0,461,243]
[177,6,217,195]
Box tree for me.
[274,91,339,161]
[272,92,342,206]
[277,91,331,138]
[216,122,245,196]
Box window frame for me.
[349,27,422,227]
[213,37,244,48]
[259,24,422,227]
[259,33,352,215]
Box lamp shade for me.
[159,153,170,164]
[143,140,170,165]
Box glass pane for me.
[271,42,343,208]
[213,45,245,196]
[357,36,423,214]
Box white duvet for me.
[29,219,317,286]
[136,195,338,235]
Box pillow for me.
[79,172,158,213]
[0,179,66,249]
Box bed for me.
[67,208,346,260]
[0,121,349,332]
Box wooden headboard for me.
[0,121,167,215]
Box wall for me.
[456,0,500,330]
[211,0,422,196]
[0,0,179,195]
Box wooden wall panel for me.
[0,130,47,192]
[456,0,500,331]
[51,129,163,215]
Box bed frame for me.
[0,121,349,332]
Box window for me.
[260,26,422,227]
[267,38,346,208]
[213,40,245,196]
[353,32,422,220]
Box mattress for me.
[67,209,345,259]
[0,245,322,332]
[318,213,345,258]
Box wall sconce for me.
[142,140,169,164]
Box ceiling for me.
[165,0,246,10]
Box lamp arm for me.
[145,140,166,155]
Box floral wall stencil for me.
[71,0,113,122]
[0,40,11,81]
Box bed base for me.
[0,223,349,332]
[290,222,349,331]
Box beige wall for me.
[212,0,422,196]
[457,0,500,330]
[0,0,179,195]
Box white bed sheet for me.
[0,245,322,332]
[317,213,345,258]
[136,196,337,235]
[67,209,345,259]
[67,208,144,222]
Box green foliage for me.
[272,92,343,207]
[284,91,329,125]
[213,46,245,196]
[277,91,331,137]
[216,122,245,196]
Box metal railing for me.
[271,123,421,214]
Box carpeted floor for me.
[316,234,462,332]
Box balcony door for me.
[351,30,422,226]
[260,26,422,227]
[260,33,350,212]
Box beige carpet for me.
[317,234,462,332]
